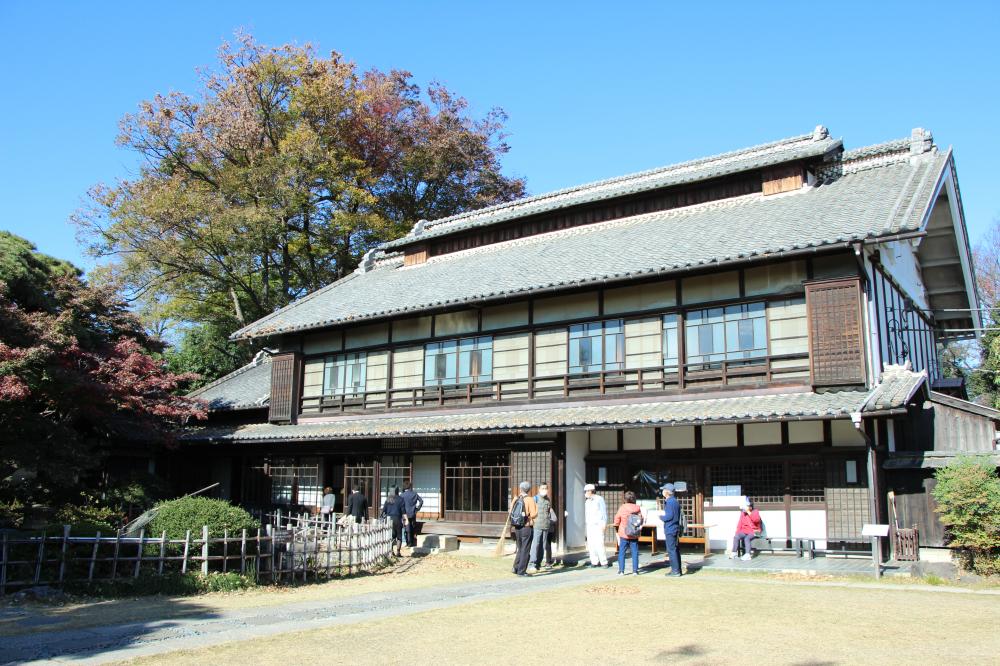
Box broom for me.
[494,494,515,557]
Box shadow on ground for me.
[0,592,222,664]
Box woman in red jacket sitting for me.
[729,498,762,561]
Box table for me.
[638,523,715,556]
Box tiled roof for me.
[232,131,949,340]
[188,354,271,412]
[862,364,928,412]
[184,375,923,442]
[384,127,842,249]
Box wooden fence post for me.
[1,532,8,596]
[240,529,247,575]
[255,528,262,582]
[201,525,209,575]
[270,525,277,583]
[181,530,191,574]
[88,531,101,582]
[33,532,46,585]
[133,528,144,578]
[158,531,166,575]
[110,531,121,580]
[222,529,229,574]
[58,525,70,584]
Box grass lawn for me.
[0,553,513,638]
[115,568,1000,665]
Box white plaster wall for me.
[412,455,441,516]
[565,431,588,548]
[879,240,930,310]
[790,510,827,549]
[704,508,787,550]
[622,428,655,450]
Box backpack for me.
[509,496,526,528]
[625,511,644,539]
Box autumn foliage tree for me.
[76,34,525,375]
[0,232,206,514]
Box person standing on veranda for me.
[584,483,609,568]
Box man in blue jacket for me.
[400,482,424,548]
[660,483,682,577]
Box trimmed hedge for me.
[149,496,259,539]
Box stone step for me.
[410,534,459,554]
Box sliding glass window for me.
[569,319,624,374]
[685,302,766,368]
[323,352,367,396]
[425,336,493,386]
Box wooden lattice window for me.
[805,278,867,386]
[790,461,826,503]
[706,463,784,504]
[268,352,301,423]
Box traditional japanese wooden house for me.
[176,126,999,559]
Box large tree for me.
[0,232,206,511]
[968,218,1000,406]
[77,34,525,343]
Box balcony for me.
[300,352,811,416]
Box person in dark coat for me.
[346,485,369,524]
[381,487,405,556]
[400,482,424,547]
[660,483,682,577]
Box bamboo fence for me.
[0,511,395,595]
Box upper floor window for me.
[662,314,680,369]
[324,352,366,396]
[425,336,493,386]
[686,302,766,368]
[569,320,624,374]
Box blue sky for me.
[1,1,998,271]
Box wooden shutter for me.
[762,164,804,196]
[403,245,428,266]
[805,278,867,386]
[268,352,302,423]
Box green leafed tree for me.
[932,455,1000,575]
[76,34,526,370]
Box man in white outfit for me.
[584,483,608,567]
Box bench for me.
[737,537,814,558]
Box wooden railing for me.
[0,512,395,595]
[302,353,811,415]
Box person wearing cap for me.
[512,481,538,576]
[660,483,682,577]
[584,483,609,568]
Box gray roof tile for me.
[385,128,842,249]
[188,355,271,412]
[233,140,949,340]
[185,377,919,442]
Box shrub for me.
[65,571,256,597]
[932,455,1000,576]
[0,498,26,528]
[54,501,120,534]
[149,496,259,539]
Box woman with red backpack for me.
[613,491,645,576]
